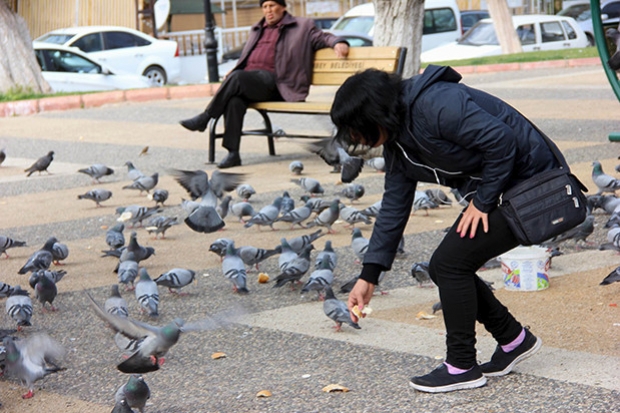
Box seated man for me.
[180,0,349,169]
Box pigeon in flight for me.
[306,139,364,183]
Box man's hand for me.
[456,202,488,239]
[334,42,349,58]
[347,278,375,323]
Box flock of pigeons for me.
[1,145,620,410]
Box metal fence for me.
[167,26,252,62]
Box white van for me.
[331,0,462,52]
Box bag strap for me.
[517,110,570,171]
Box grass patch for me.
[0,86,88,103]
[421,46,600,68]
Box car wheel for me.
[143,66,167,86]
[586,33,595,47]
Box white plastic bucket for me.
[499,246,550,291]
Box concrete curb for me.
[0,57,601,118]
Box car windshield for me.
[36,33,76,44]
[331,16,374,35]
[458,22,498,45]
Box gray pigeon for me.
[587,194,620,214]
[28,269,66,290]
[413,190,438,215]
[592,161,620,195]
[112,399,135,413]
[78,188,113,206]
[315,240,337,271]
[135,268,159,317]
[6,286,33,330]
[117,205,163,227]
[289,160,304,175]
[300,257,334,299]
[105,284,129,318]
[338,183,365,203]
[209,238,234,260]
[216,195,232,220]
[229,201,256,223]
[339,205,372,228]
[0,147,5,166]
[350,228,369,263]
[299,196,331,214]
[244,197,282,230]
[34,271,58,312]
[606,28,620,71]
[547,214,595,248]
[145,216,178,239]
[280,191,295,214]
[125,161,145,181]
[24,151,54,177]
[78,164,114,183]
[292,177,324,196]
[0,281,14,298]
[2,334,65,399]
[601,265,620,285]
[18,237,57,274]
[273,245,314,288]
[287,229,325,253]
[236,183,256,201]
[221,242,249,294]
[306,199,340,233]
[154,268,196,295]
[106,223,125,250]
[323,286,360,332]
[148,189,169,206]
[51,241,69,265]
[185,205,225,233]
[411,262,435,288]
[278,238,298,272]
[306,139,364,183]
[115,375,150,413]
[87,292,184,373]
[120,232,155,264]
[425,188,452,206]
[172,169,245,204]
[0,235,26,258]
[365,157,385,172]
[118,253,139,290]
[361,200,382,217]
[275,201,313,229]
[450,188,469,207]
[122,173,159,194]
[238,246,280,271]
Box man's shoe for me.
[409,364,487,393]
[180,112,210,132]
[480,329,542,377]
[217,152,242,169]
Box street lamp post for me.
[203,0,220,82]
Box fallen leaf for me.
[256,390,272,398]
[211,352,227,359]
[610,303,618,307]
[416,311,437,320]
[322,383,349,393]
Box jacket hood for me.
[404,65,463,103]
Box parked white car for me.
[33,42,151,92]
[35,26,181,86]
[421,15,589,63]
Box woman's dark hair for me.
[330,69,405,147]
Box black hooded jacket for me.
[360,65,562,283]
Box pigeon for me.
[209,238,234,260]
[2,334,65,399]
[0,235,26,258]
[300,257,334,299]
[315,240,337,271]
[289,160,304,175]
[6,286,33,330]
[592,161,620,195]
[118,253,139,289]
[236,183,256,201]
[148,189,169,206]
[365,157,385,172]
[106,223,126,250]
[350,228,369,263]
[28,269,66,290]
[87,292,185,373]
[323,286,361,332]
[601,265,620,285]
[119,232,155,264]
[306,199,340,233]
[125,161,144,181]
[299,196,331,213]
[77,164,114,183]
[34,271,58,312]
[0,147,5,166]
[221,242,249,294]
[287,229,325,253]
[238,246,280,271]
[306,139,364,183]
[112,399,135,413]
[275,201,313,229]
[24,151,54,177]
[184,205,225,233]
[51,240,69,265]
[229,201,256,223]
[273,245,314,288]
[361,200,382,217]
[277,238,298,272]
[117,205,163,227]
[425,188,452,206]
[154,268,196,295]
[292,177,324,196]
[587,194,620,214]
[145,216,178,239]
[216,195,232,220]
[411,262,435,288]
[0,281,14,298]
[413,190,438,215]
[338,183,365,203]
[547,214,595,248]
[450,188,469,207]
[77,188,113,206]
[135,268,159,317]
[105,284,129,318]
[280,191,295,214]
[244,197,282,230]
[18,237,57,274]
[339,205,372,228]
[122,173,159,194]
[606,28,620,71]
[115,375,150,413]
[171,169,245,204]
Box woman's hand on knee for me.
[347,279,375,323]
[457,202,488,239]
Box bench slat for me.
[250,101,331,113]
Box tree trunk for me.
[373,0,424,78]
[0,2,51,94]
[487,0,522,55]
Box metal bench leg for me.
[256,110,276,156]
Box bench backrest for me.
[311,46,407,86]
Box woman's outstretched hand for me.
[457,202,488,239]
[347,278,375,323]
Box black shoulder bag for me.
[498,129,588,246]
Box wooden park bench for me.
[207,46,407,163]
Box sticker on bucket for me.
[500,246,550,292]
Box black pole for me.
[203,0,220,82]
